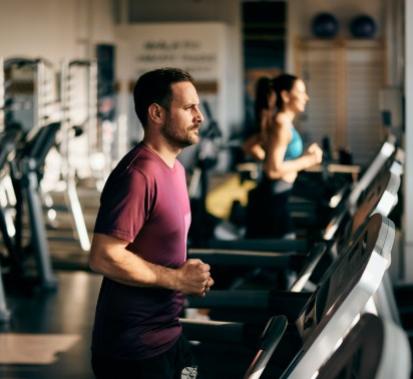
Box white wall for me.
[118,0,243,138]
[115,22,230,141]
[0,0,115,63]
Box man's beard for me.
[160,121,200,149]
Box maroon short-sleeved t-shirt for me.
[91,143,191,360]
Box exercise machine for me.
[1,58,60,290]
[183,215,394,378]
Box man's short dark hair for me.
[133,68,194,127]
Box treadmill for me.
[183,215,394,378]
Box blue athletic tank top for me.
[284,126,303,160]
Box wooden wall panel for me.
[295,39,385,165]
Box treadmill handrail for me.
[180,318,246,344]
[188,248,304,268]
[290,243,328,292]
[244,316,288,379]
[348,134,396,207]
[206,238,308,253]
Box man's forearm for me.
[89,234,212,295]
[89,242,179,290]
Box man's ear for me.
[148,103,165,124]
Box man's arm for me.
[89,233,213,296]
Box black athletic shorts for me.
[91,335,198,379]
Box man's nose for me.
[196,108,204,123]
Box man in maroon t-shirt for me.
[89,68,213,379]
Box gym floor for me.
[0,185,101,379]
[0,271,100,379]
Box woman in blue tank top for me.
[246,74,323,238]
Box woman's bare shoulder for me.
[274,112,291,126]
[270,113,291,134]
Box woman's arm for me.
[263,122,322,180]
[242,133,265,161]
[242,109,273,161]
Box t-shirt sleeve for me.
[94,168,154,242]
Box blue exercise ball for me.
[311,13,339,39]
[350,15,377,38]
